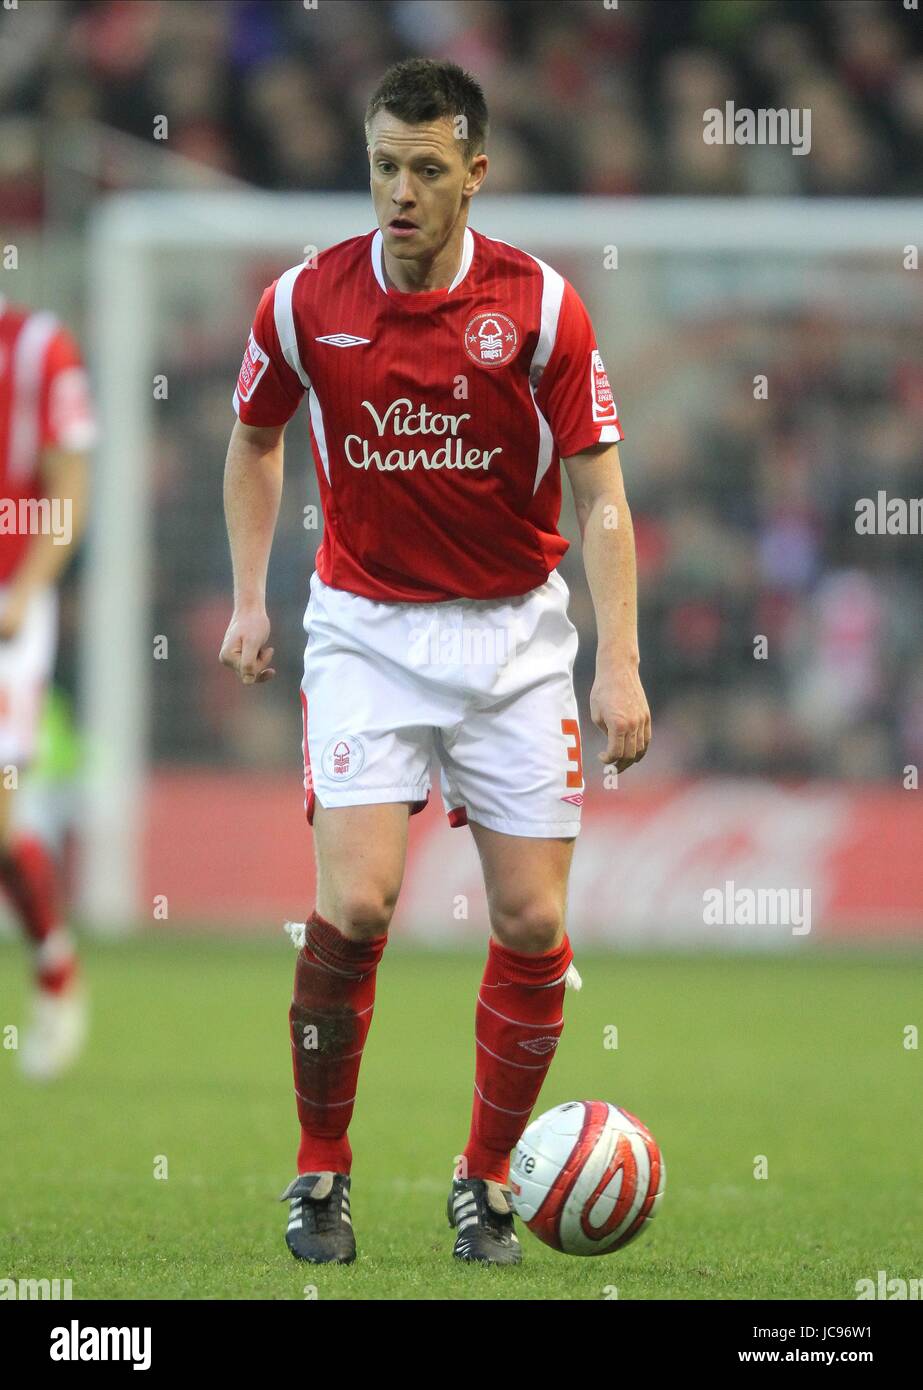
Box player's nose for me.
[392,175,415,205]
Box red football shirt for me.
[233,227,623,602]
[0,298,96,583]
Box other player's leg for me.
[0,591,85,1081]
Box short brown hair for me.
[365,58,489,165]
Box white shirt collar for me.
[371,225,474,295]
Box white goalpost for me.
[81,192,921,929]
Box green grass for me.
[1,937,921,1300]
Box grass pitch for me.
[1,937,920,1300]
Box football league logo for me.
[590,348,617,423]
[321,735,366,782]
[464,310,519,368]
[236,331,270,402]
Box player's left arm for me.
[0,445,90,640]
[563,441,650,773]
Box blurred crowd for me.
[596,308,923,781]
[1,0,922,219]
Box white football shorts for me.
[300,568,586,839]
[0,585,58,768]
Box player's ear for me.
[466,153,488,197]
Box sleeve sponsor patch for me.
[236,331,270,402]
[590,348,618,423]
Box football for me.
[509,1101,666,1256]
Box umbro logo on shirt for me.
[315,333,372,347]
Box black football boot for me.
[280,1172,356,1264]
[447,1176,523,1265]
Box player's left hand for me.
[0,587,29,642]
[590,662,651,773]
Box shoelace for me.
[455,1186,514,1239]
[285,1178,351,1234]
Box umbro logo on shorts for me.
[315,333,372,348]
[561,792,584,806]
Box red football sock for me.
[0,835,77,993]
[290,909,387,1176]
[463,935,574,1185]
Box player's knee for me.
[330,886,397,941]
[490,900,566,955]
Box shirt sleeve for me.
[534,278,624,458]
[233,281,306,426]
[39,326,97,452]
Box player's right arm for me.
[219,419,285,685]
[221,277,308,686]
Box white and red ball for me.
[509,1101,666,1256]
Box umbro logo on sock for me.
[517,1036,559,1055]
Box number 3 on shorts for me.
[561,718,584,789]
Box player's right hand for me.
[219,608,276,685]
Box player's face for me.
[367,112,486,261]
